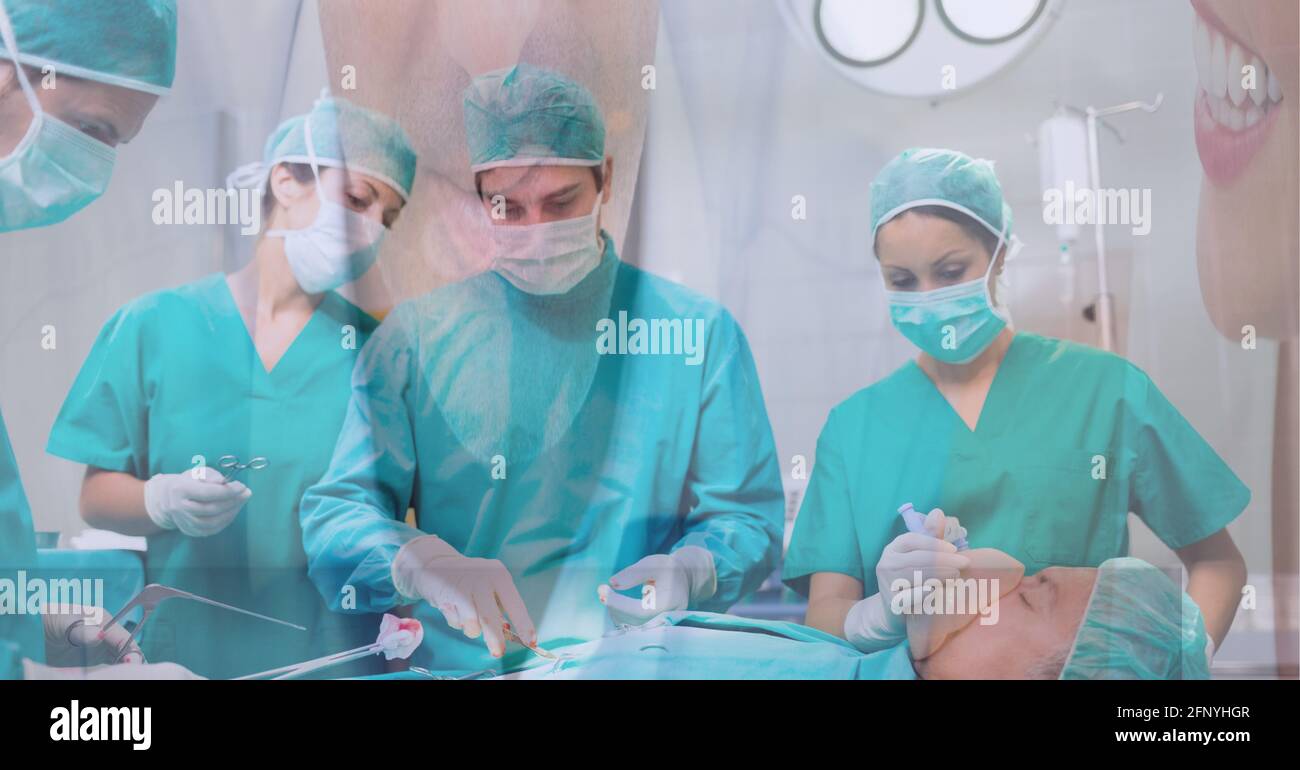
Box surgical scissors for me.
[100,583,306,662]
[218,454,268,482]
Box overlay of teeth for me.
[1194,9,1283,131]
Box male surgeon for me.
[300,64,784,672]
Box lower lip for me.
[1193,89,1281,187]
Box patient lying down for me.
[797,508,1213,680]
[453,506,1209,681]
[908,551,1212,680]
[460,552,1206,680]
[907,554,1094,679]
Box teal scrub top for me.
[300,235,785,673]
[1,409,43,679]
[47,274,382,679]
[784,332,1250,596]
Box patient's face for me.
[916,567,1098,679]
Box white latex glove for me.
[598,546,717,626]
[844,593,906,653]
[143,466,251,538]
[42,605,142,667]
[391,535,535,659]
[877,529,970,614]
[844,520,970,653]
[878,507,972,611]
[22,660,204,680]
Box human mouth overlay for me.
[1191,0,1285,186]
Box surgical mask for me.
[490,195,602,295]
[264,112,385,294]
[884,227,1018,364]
[0,2,116,232]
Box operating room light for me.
[938,0,1045,44]
[783,0,1060,98]
[816,0,923,66]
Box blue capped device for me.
[897,502,969,551]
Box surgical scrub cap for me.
[232,92,418,202]
[1060,557,1211,680]
[869,147,1013,250]
[463,62,605,173]
[0,0,176,95]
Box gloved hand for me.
[844,511,970,653]
[877,521,971,615]
[843,593,905,653]
[42,605,142,667]
[22,660,205,680]
[391,535,535,659]
[598,546,717,626]
[928,508,968,549]
[144,466,251,537]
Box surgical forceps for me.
[218,454,268,482]
[494,594,559,660]
[239,642,401,680]
[100,583,306,662]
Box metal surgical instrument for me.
[493,594,559,660]
[218,454,268,482]
[100,583,306,662]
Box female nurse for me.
[783,148,1249,660]
[45,93,418,678]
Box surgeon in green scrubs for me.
[45,94,418,678]
[300,64,783,674]
[0,0,195,680]
[784,148,1249,659]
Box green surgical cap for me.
[0,0,176,95]
[1061,557,1211,680]
[463,62,605,173]
[869,147,1013,249]
[259,93,418,201]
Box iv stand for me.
[1082,93,1163,351]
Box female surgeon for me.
[783,148,1249,661]
[45,93,417,679]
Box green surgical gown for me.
[784,332,1250,596]
[47,274,381,678]
[300,235,784,673]
[1,409,42,679]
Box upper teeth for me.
[1194,11,1282,130]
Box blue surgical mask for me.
[884,230,1016,364]
[0,2,116,232]
[489,196,603,295]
